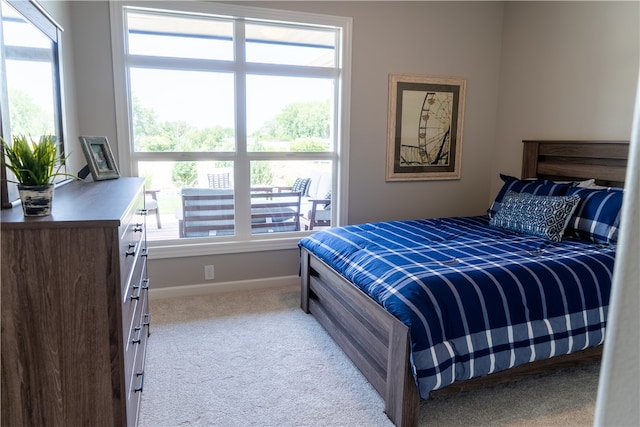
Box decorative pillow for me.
[564,187,624,244]
[291,177,310,194]
[323,191,332,209]
[489,191,581,242]
[488,174,572,218]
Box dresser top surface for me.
[1,177,144,229]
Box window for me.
[110,2,350,252]
[0,0,65,207]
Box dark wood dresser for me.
[1,177,151,426]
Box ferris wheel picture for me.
[386,74,466,181]
[409,90,453,167]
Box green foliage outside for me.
[257,100,330,141]
[171,161,198,188]
[133,96,235,155]
[141,172,153,190]
[8,89,53,136]
[8,90,331,186]
[131,96,330,187]
[251,161,274,186]
[289,138,330,152]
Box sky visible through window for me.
[131,69,332,134]
[128,17,336,134]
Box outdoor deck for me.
[146,214,181,241]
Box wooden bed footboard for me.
[301,248,604,427]
[300,249,420,427]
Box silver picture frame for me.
[79,136,120,181]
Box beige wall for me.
[39,1,638,290]
[491,1,639,196]
[261,1,505,224]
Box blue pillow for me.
[488,174,571,218]
[489,191,581,242]
[564,187,624,244]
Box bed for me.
[298,140,629,426]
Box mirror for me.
[0,0,65,208]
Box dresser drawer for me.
[126,291,150,427]
[120,223,145,294]
[122,253,147,333]
[122,286,150,427]
[119,193,146,292]
[123,263,148,380]
[123,301,142,384]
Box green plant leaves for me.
[1,134,73,186]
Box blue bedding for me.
[298,216,615,398]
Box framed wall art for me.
[79,136,120,181]
[386,73,466,181]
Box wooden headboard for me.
[522,140,629,187]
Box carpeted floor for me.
[139,285,600,426]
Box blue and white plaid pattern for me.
[488,174,571,218]
[490,191,580,242]
[299,216,615,398]
[565,187,624,244]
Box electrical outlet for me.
[204,265,215,280]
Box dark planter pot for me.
[18,184,54,216]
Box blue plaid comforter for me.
[298,216,615,398]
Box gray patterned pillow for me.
[291,177,310,194]
[489,191,581,242]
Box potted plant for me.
[1,134,76,216]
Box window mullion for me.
[233,19,251,238]
[131,152,236,161]
[127,55,236,73]
[243,62,339,79]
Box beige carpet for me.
[139,285,600,426]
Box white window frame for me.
[109,1,351,259]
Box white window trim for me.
[109,1,351,258]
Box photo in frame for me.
[79,136,120,181]
[386,73,466,181]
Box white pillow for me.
[550,178,595,187]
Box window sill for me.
[147,234,306,259]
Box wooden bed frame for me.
[300,140,629,426]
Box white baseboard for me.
[149,275,300,300]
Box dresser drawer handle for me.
[134,223,143,233]
[132,326,142,344]
[140,209,148,216]
[141,248,148,258]
[143,313,151,337]
[125,242,138,257]
[135,371,145,393]
[130,283,142,301]
[142,278,150,290]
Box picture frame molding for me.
[386,73,466,181]
[79,136,120,181]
